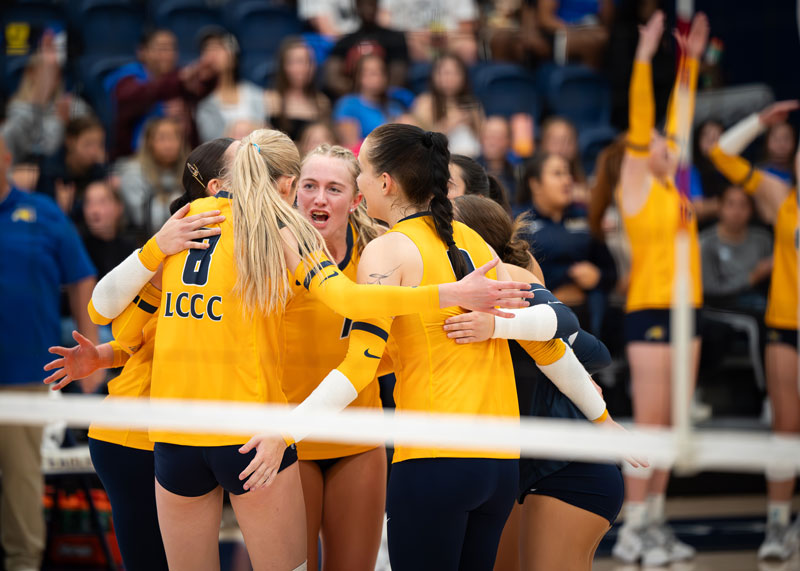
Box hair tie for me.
[251,142,261,153]
[422,131,434,148]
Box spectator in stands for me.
[325,0,410,98]
[2,30,91,162]
[477,116,519,203]
[266,38,331,142]
[700,185,772,311]
[759,122,797,184]
[539,116,588,204]
[448,154,512,214]
[118,117,186,238]
[485,0,553,65]
[109,28,218,159]
[518,151,617,333]
[196,28,265,143]
[690,119,728,223]
[411,53,483,157]
[535,0,614,68]
[332,53,405,150]
[37,116,106,222]
[297,121,338,156]
[0,132,101,571]
[80,179,136,280]
[299,0,360,38]
[378,0,479,63]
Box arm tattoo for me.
[368,265,401,285]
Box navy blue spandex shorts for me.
[624,309,702,343]
[88,438,168,571]
[154,442,297,497]
[767,327,798,351]
[386,457,518,571]
[520,461,624,525]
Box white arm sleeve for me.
[288,369,358,443]
[91,250,157,321]
[491,305,558,341]
[718,113,765,156]
[536,346,607,421]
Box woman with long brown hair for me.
[266,37,331,142]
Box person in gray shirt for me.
[700,185,773,311]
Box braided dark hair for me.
[170,137,236,214]
[367,124,469,280]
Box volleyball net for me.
[0,391,798,477]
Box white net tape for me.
[1,393,798,475]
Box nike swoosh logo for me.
[364,348,381,359]
[318,271,340,286]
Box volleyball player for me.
[446,194,624,571]
[706,101,800,560]
[280,124,613,570]
[42,138,239,570]
[82,128,531,570]
[609,11,708,565]
[285,144,387,570]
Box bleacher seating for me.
[152,0,221,64]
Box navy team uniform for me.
[512,330,624,525]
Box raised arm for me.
[664,14,707,154]
[708,100,797,223]
[619,11,664,215]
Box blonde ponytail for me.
[302,143,383,255]
[231,129,328,314]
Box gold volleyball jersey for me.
[88,317,157,451]
[283,224,381,460]
[619,179,703,312]
[150,193,289,446]
[385,214,519,463]
[766,191,798,330]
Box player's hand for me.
[439,258,533,318]
[759,100,800,127]
[238,435,288,491]
[598,416,650,469]
[635,10,664,62]
[154,203,225,255]
[685,12,709,60]
[44,331,104,391]
[443,311,494,344]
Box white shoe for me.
[644,523,696,565]
[758,522,799,561]
[612,525,643,563]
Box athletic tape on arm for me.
[492,284,579,341]
[718,113,765,156]
[90,250,157,323]
[536,345,607,421]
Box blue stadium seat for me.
[578,124,618,175]
[74,55,134,132]
[3,56,28,97]
[544,64,611,129]
[407,61,431,95]
[72,0,145,56]
[225,2,303,58]
[152,0,222,63]
[240,54,276,88]
[472,63,540,122]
